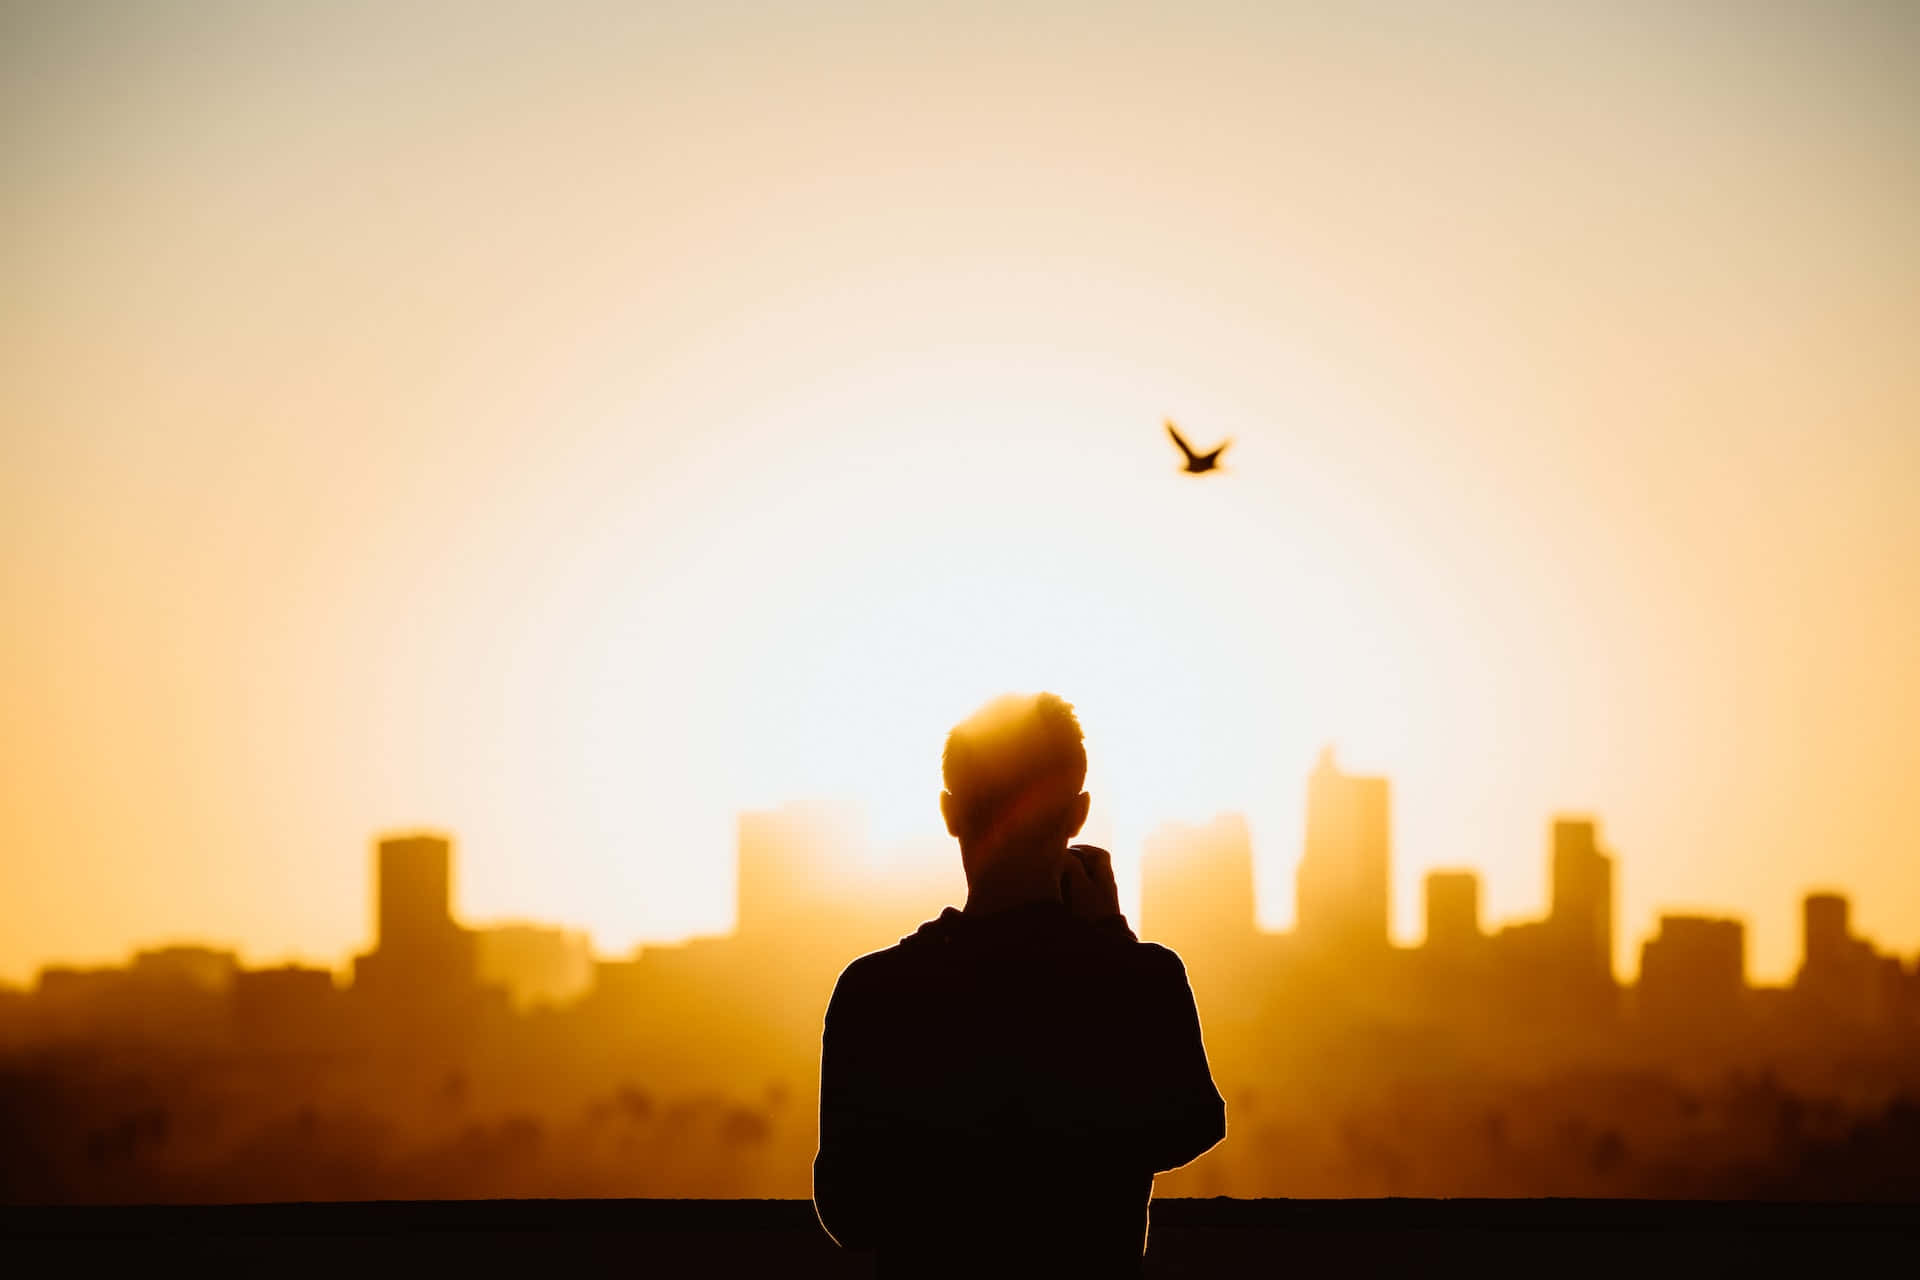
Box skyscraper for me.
[1424,870,1481,955]
[376,833,455,952]
[1549,818,1614,985]
[1295,747,1391,956]
[1802,893,1851,972]
[353,831,478,1005]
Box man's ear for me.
[940,791,964,838]
[1066,791,1091,840]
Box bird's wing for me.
[1194,439,1231,467]
[1166,421,1198,461]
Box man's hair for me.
[942,693,1087,829]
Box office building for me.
[353,831,478,1002]
[1638,914,1745,1031]
[1549,818,1614,985]
[1295,747,1391,957]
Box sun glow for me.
[7,2,1917,984]
[531,356,1398,939]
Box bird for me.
[1166,420,1230,474]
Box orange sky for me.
[4,1,1917,984]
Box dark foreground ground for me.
[5,1198,1917,1274]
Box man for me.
[813,693,1226,1277]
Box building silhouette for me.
[1796,891,1904,1026]
[351,833,483,1025]
[1548,818,1616,987]
[1295,747,1391,959]
[233,964,340,1048]
[1638,914,1746,1039]
[32,946,238,1045]
[1423,870,1482,956]
[476,923,595,1013]
[131,945,238,993]
[584,802,954,1095]
[376,834,457,949]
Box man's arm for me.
[812,963,891,1250]
[1135,947,1227,1172]
[1063,847,1225,1170]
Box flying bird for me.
[1166,420,1230,474]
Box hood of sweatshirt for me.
[898,900,1136,949]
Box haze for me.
[4,0,1917,984]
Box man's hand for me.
[1059,844,1121,921]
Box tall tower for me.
[1295,747,1391,956]
[1802,893,1850,973]
[354,830,477,1007]
[376,833,455,952]
[1549,818,1614,984]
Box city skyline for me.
[12,746,1913,997]
[9,772,1915,1204]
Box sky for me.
[3,0,1917,984]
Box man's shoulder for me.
[834,942,911,989]
[1102,935,1192,988]
[1130,938,1188,972]
[829,914,957,994]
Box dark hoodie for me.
[813,900,1226,1278]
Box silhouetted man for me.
[814,693,1226,1277]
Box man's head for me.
[940,693,1090,878]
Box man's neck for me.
[962,846,1066,916]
